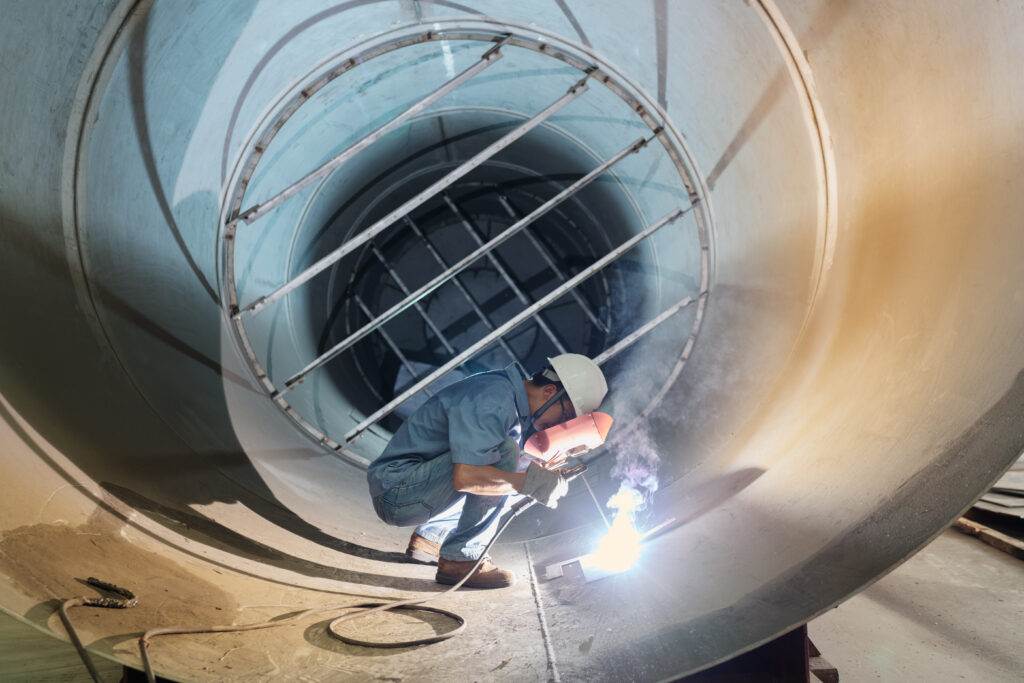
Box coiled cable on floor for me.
[136,507,522,680]
[323,493,539,647]
[136,465,584,682]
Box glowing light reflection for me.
[586,485,644,573]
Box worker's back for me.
[366,366,527,497]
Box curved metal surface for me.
[1,1,1022,680]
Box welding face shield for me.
[521,386,614,466]
[520,356,612,465]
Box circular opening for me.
[317,114,641,433]
[221,27,712,463]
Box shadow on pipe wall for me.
[0,3,421,591]
[0,209,423,586]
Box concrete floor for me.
[0,614,122,682]
[810,529,1024,682]
[2,528,1020,681]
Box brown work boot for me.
[436,556,515,589]
[405,533,440,564]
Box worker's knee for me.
[372,494,434,527]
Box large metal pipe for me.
[1,1,1022,680]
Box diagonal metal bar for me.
[581,474,611,528]
[232,36,511,226]
[277,135,649,394]
[593,293,699,366]
[443,194,568,354]
[369,244,456,355]
[497,194,609,333]
[345,207,690,441]
[404,217,527,374]
[238,75,591,318]
[354,295,434,398]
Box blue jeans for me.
[368,442,521,561]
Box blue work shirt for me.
[367,366,531,497]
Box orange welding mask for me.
[522,412,614,464]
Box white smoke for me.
[599,256,698,510]
[609,423,661,504]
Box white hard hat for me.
[545,353,608,415]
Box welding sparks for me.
[585,485,644,574]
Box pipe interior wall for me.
[0,0,1022,679]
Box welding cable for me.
[137,498,531,679]
[57,578,139,683]
[137,476,576,682]
[136,598,397,682]
[324,493,540,647]
[138,575,479,680]
[324,461,587,646]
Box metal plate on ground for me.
[992,470,1024,495]
[980,492,1024,508]
[972,500,1024,519]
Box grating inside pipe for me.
[221,30,711,457]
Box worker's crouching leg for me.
[438,439,523,562]
[368,456,458,528]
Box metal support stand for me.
[678,625,839,682]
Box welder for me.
[367,353,608,589]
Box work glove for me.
[521,462,569,508]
